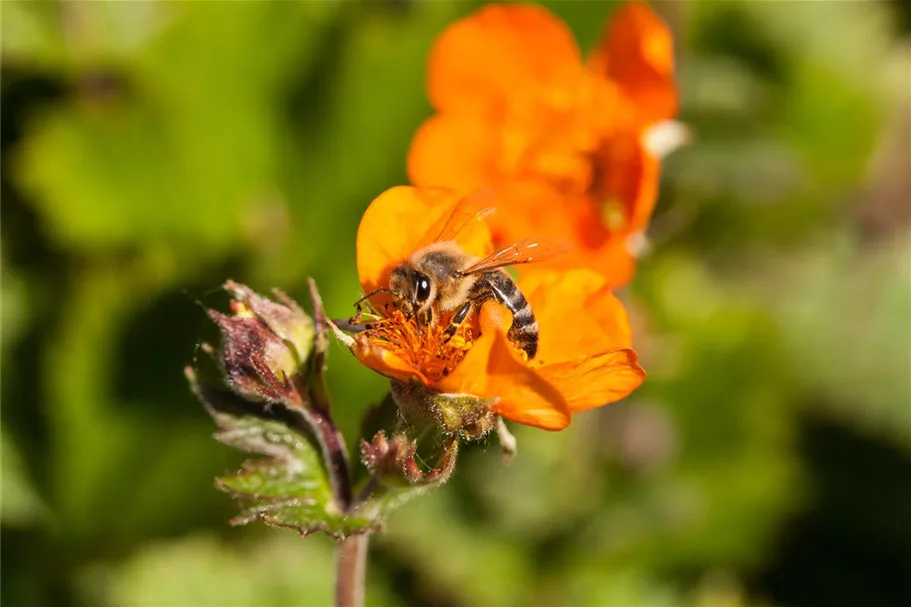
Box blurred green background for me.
[2,1,910,606]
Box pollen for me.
[229,300,255,319]
[362,308,474,384]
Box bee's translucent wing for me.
[461,237,572,275]
[421,187,496,247]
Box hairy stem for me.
[299,403,354,510]
[335,534,368,607]
[304,278,354,510]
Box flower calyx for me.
[390,380,499,441]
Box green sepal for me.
[390,380,499,440]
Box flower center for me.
[363,308,475,384]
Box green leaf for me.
[219,460,379,540]
[210,404,429,538]
[11,1,341,253]
[0,427,47,527]
[189,373,378,539]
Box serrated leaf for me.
[188,371,376,539]
[219,459,324,500]
[219,457,379,540]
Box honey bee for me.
[358,195,567,360]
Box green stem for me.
[354,475,380,508]
[335,534,368,607]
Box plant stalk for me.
[304,278,354,510]
[335,534,368,607]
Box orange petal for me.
[523,236,637,289]
[590,131,660,236]
[427,3,581,113]
[519,269,633,364]
[538,348,645,411]
[407,114,494,191]
[568,132,659,285]
[486,183,581,248]
[439,302,571,431]
[356,186,493,300]
[589,2,677,125]
[585,238,638,288]
[352,333,429,385]
[483,140,657,287]
[609,132,660,234]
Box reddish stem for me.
[335,534,368,607]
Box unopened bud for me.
[361,431,415,488]
[361,430,459,487]
[224,281,314,366]
[209,281,315,407]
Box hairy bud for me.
[208,281,315,407]
[361,430,459,487]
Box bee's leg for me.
[331,318,373,333]
[415,308,435,335]
[430,306,442,328]
[443,301,473,340]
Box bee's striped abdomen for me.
[476,271,538,359]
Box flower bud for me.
[224,281,314,366]
[390,380,498,441]
[209,281,315,407]
[361,430,459,487]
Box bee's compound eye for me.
[414,275,432,303]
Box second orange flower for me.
[408,2,678,286]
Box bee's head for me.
[390,264,435,316]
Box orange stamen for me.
[362,308,474,384]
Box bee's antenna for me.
[353,287,394,308]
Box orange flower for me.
[407,2,678,286]
[339,186,645,431]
